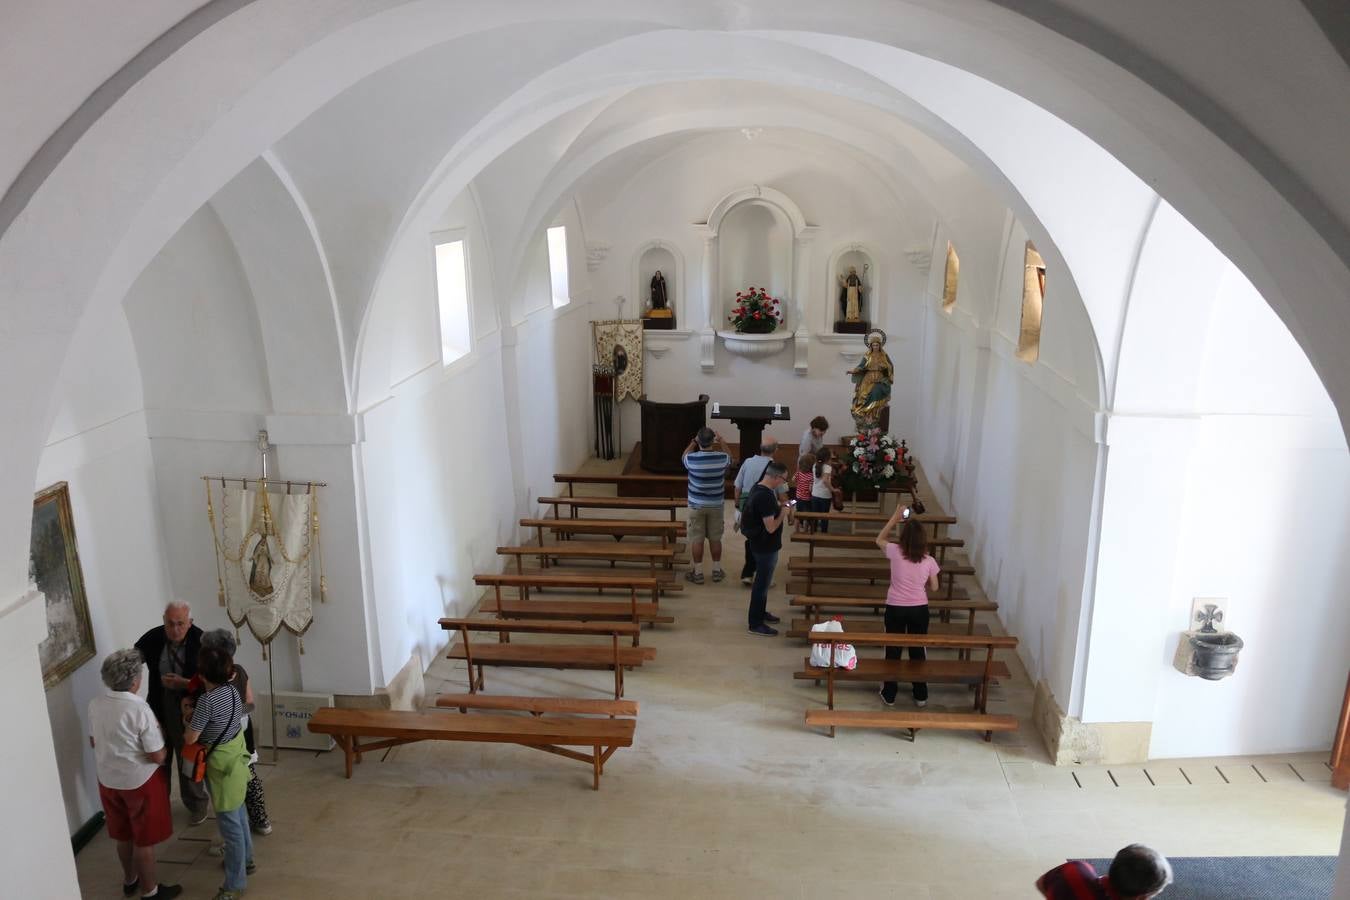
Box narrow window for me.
[434,236,471,365]
[1017,241,1045,362]
[942,242,959,312]
[547,225,570,308]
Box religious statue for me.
[247,533,274,597]
[838,264,866,323]
[650,270,668,310]
[848,329,894,429]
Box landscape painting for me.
[31,482,95,688]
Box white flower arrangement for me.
[842,428,905,489]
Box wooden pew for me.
[497,542,680,577]
[537,495,686,522]
[435,694,638,717]
[521,517,685,550]
[784,580,971,603]
[439,618,653,698]
[789,596,998,635]
[786,617,991,640]
[474,573,673,639]
[307,707,635,789]
[787,558,975,598]
[554,472,689,499]
[797,632,1019,741]
[796,532,965,564]
[795,510,958,540]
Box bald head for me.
[759,440,778,455]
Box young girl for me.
[794,454,815,533]
[811,448,835,533]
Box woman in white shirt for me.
[87,648,182,899]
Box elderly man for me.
[88,648,183,899]
[135,602,207,823]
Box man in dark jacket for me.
[134,602,208,822]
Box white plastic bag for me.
[809,619,857,669]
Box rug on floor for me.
[1083,855,1335,900]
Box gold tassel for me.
[298,637,305,655]
[261,643,269,661]
[320,575,328,603]
[217,579,226,606]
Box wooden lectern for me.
[638,395,708,473]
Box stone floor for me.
[74,458,1346,898]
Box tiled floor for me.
[74,459,1347,897]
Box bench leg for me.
[338,735,354,778]
[593,746,603,790]
[984,730,993,743]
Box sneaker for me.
[212,891,243,900]
[878,690,895,708]
[711,568,725,582]
[762,611,781,624]
[684,570,704,585]
[206,843,225,857]
[122,880,139,898]
[145,887,183,900]
[246,861,257,876]
[252,822,273,836]
[914,698,928,708]
[747,624,779,637]
[740,575,753,585]
[187,809,209,827]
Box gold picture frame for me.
[31,482,96,688]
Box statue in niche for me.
[650,270,668,310]
[838,264,867,323]
[848,329,894,430]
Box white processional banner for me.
[214,485,315,644]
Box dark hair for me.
[814,448,832,478]
[1108,845,1171,897]
[762,460,787,480]
[696,427,715,449]
[797,453,815,472]
[197,646,235,687]
[899,517,928,563]
[810,416,829,432]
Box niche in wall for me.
[942,242,959,312]
[718,201,794,331]
[1018,241,1045,362]
[635,241,679,330]
[829,245,876,334]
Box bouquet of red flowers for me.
[728,286,784,333]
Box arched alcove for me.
[824,244,878,333]
[632,239,683,329]
[718,202,793,328]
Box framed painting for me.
[30,482,96,688]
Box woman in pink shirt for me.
[874,505,940,707]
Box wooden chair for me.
[439,618,652,698]
[307,707,635,789]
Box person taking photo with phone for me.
[875,505,940,707]
[741,461,791,636]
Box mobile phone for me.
[902,507,911,519]
[787,499,797,507]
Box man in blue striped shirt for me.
[681,427,732,584]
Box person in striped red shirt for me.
[1037,845,1171,899]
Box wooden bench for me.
[307,707,635,789]
[787,558,975,598]
[795,510,958,540]
[498,542,681,576]
[440,618,653,698]
[786,618,992,639]
[435,694,638,717]
[538,495,685,521]
[474,573,673,638]
[804,709,1018,743]
[790,596,996,631]
[554,472,690,500]
[798,632,1019,741]
[521,517,685,549]
[796,532,965,564]
[784,580,971,603]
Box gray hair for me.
[759,440,778,455]
[1109,844,1172,896]
[201,628,237,656]
[762,460,788,479]
[696,426,715,448]
[100,649,144,692]
[164,600,190,616]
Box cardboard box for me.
[253,691,335,751]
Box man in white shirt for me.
[88,648,181,900]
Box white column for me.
[699,231,717,370]
[792,230,817,374]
